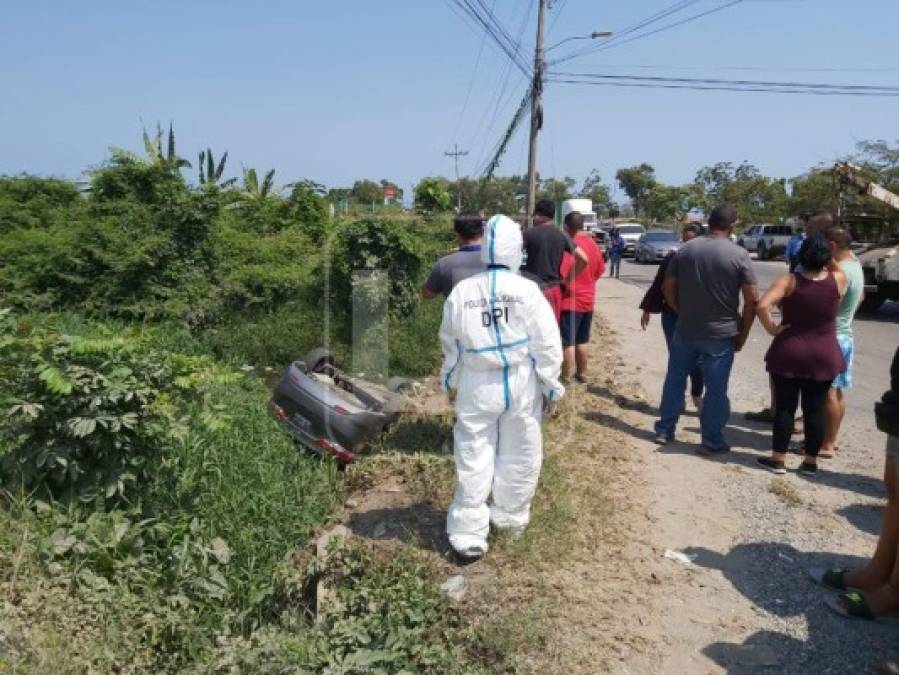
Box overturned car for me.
[269,348,408,464]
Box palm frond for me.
[261,169,276,198]
[167,122,177,163]
[206,147,215,182]
[215,151,228,181]
[198,150,207,184]
[243,167,259,195]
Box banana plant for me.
[241,167,276,200]
[198,148,236,188]
[142,122,191,171]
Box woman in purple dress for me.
[756,235,847,476]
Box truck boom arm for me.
[834,162,899,212]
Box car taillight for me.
[314,437,356,464]
[270,402,288,422]
[331,405,350,415]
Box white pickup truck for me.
[738,224,794,260]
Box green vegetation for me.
[0,127,465,672]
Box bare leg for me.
[575,344,589,377]
[844,456,899,592]
[562,346,576,380]
[821,387,844,455]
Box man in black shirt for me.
[521,199,588,321]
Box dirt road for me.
[595,278,897,674]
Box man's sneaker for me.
[799,461,818,476]
[757,457,787,474]
[654,432,672,445]
[691,395,703,414]
[745,408,774,423]
[574,373,588,385]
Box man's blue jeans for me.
[660,312,704,398]
[654,331,735,449]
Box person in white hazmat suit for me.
[439,214,565,561]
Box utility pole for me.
[444,143,469,212]
[525,0,548,227]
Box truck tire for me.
[859,293,885,314]
[757,242,768,260]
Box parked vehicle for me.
[269,348,407,464]
[634,229,682,263]
[833,162,899,312]
[614,223,646,257]
[561,198,600,235]
[737,224,794,259]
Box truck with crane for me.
[834,162,899,312]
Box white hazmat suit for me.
[439,214,565,557]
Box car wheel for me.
[302,347,334,373]
[757,242,768,260]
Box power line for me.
[548,71,899,93]
[552,0,744,66]
[552,0,704,64]
[446,0,531,74]
[481,87,532,179]
[468,2,535,175]
[563,63,899,74]
[444,144,470,210]
[547,75,899,97]
[450,0,495,145]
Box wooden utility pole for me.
[444,144,469,212]
[525,0,548,227]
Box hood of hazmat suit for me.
[438,214,565,557]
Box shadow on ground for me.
[685,542,898,673]
[838,503,883,536]
[348,502,451,556]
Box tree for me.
[413,177,452,213]
[350,180,383,205]
[694,161,788,224]
[579,170,612,215]
[197,148,236,188]
[615,164,656,216]
[241,167,276,201]
[142,123,191,171]
[645,184,692,222]
[537,176,576,202]
[854,139,899,188]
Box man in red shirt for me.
[559,211,605,383]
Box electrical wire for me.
[548,71,899,93]
[547,75,899,97]
[450,0,496,145]
[446,0,531,74]
[552,0,748,67]
[553,0,705,64]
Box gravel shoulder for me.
[596,278,897,674]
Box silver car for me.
[634,230,682,263]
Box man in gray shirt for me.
[422,215,485,298]
[654,204,758,452]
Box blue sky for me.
[1,0,897,199]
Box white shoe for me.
[452,543,487,563]
[692,395,703,413]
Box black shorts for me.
[560,311,593,347]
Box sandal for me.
[808,567,855,592]
[818,446,839,459]
[825,591,899,624]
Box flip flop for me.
[818,446,840,459]
[808,567,857,592]
[825,591,899,624]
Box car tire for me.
[757,242,768,260]
[302,347,334,373]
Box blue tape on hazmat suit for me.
[439,214,565,555]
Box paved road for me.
[613,255,899,428]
